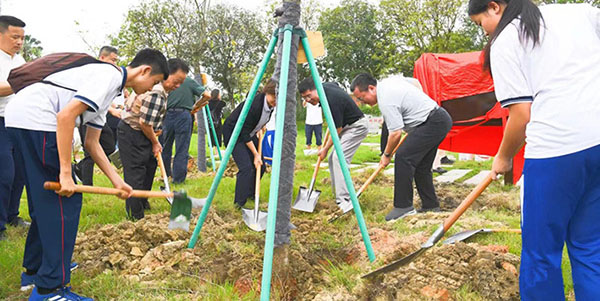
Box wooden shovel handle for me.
[311,128,330,179]
[443,174,494,232]
[357,133,408,195]
[492,229,522,234]
[43,181,172,199]
[156,152,168,180]
[255,129,265,199]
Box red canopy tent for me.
[413,51,524,184]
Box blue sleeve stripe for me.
[74,95,99,112]
[499,96,533,108]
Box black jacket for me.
[223,92,272,146]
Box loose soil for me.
[75,206,521,300]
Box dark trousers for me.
[393,108,452,209]
[0,117,26,232]
[118,121,156,220]
[381,121,389,155]
[305,123,323,146]
[8,128,82,290]
[159,109,192,183]
[224,132,265,206]
[77,124,116,185]
[209,121,223,148]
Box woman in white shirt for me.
[469,0,600,299]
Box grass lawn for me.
[0,122,575,300]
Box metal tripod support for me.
[205,104,223,160]
[187,26,375,301]
[202,105,216,172]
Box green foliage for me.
[21,35,43,62]
[202,4,269,105]
[380,0,485,76]
[317,0,390,87]
[110,0,207,72]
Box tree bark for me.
[271,0,301,246]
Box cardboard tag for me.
[298,31,325,64]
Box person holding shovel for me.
[119,58,188,220]
[298,78,368,213]
[4,48,169,301]
[223,80,277,209]
[468,0,600,299]
[351,73,452,222]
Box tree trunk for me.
[271,0,301,246]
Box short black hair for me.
[98,46,118,58]
[350,73,377,92]
[128,48,169,80]
[298,77,316,93]
[0,16,25,32]
[167,58,189,75]
[211,89,220,99]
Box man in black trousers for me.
[351,73,452,222]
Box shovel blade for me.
[190,197,206,209]
[242,209,268,232]
[168,191,192,231]
[292,186,320,213]
[362,247,427,279]
[442,228,490,244]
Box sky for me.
[0,0,342,55]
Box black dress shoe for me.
[8,217,30,228]
[440,156,455,165]
[432,167,448,174]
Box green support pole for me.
[205,105,223,160]
[301,35,376,262]
[259,24,293,301]
[188,31,279,249]
[203,108,216,172]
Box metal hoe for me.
[292,128,330,212]
[443,228,521,244]
[362,174,494,278]
[242,130,268,231]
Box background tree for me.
[200,4,268,105]
[380,0,484,76]
[21,35,43,61]
[316,0,388,87]
[111,0,208,73]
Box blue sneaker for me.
[20,272,35,291]
[21,263,79,291]
[29,286,93,301]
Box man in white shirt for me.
[0,15,27,242]
[351,73,452,222]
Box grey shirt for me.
[377,75,438,132]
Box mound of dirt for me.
[74,212,345,300]
[354,240,520,300]
[434,183,520,213]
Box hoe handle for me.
[443,174,493,232]
[43,181,172,199]
[356,134,408,196]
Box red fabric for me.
[414,51,523,184]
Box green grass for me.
[0,123,576,299]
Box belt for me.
[168,108,190,112]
